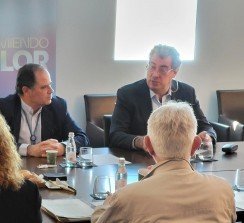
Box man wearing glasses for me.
[110,44,216,151]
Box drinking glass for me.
[195,140,213,161]
[92,176,111,200]
[79,147,93,167]
[46,150,58,165]
[235,169,244,190]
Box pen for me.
[56,178,77,195]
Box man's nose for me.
[48,85,54,93]
[151,69,161,77]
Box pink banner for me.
[0,0,56,97]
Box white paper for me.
[90,200,104,207]
[234,191,244,210]
[42,199,94,219]
[93,154,131,166]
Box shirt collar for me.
[21,98,42,115]
[142,158,194,180]
[149,88,172,101]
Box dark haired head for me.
[15,63,45,95]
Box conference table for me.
[22,142,244,222]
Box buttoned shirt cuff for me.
[18,143,29,156]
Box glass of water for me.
[196,140,213,161]
[235,169,244,190]
[79,147,93,167]
[92,176,111,200]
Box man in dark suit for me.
[110,44,216,151]
[0,63,89,157]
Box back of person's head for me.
[15,63,45,95]
[149,44,181,70]
[0,114,24,190]
[147,101,197,159]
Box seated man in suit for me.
[0,63,89,157]
[92,101,236,223]
[110,44,216,151]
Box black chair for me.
[84,94,116,147]
[216,90,244,141]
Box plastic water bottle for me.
[66,132,76,167]
[115,157,127,190]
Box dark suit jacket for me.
[0,94,89,150]
[0,180,42,223]
[110,79,216,150]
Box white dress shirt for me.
[132,89,172,149]
[18,99,42,156]
[150,89,172,110]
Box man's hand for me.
[198,131,212,143]
[27,139,65,157]
[134,136,147,152]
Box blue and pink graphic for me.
[0,0,56,97]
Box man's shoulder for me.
[119,79,147,94]
[198,172,233,192]
[0,94,18,104]
[50,95,66,105]
[0,94,19,112]
[177,80,195,91]
[46,96,67,114]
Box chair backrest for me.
[103,114,112,146]
[84,94,117,129]
[84,94,117,147]
[217,90,244,124]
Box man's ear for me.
[191,135,202,156]
[22,86,30,95]
[171,69,178,78]
[144,135,155,156]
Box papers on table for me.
[234,191,244,210]
[93,154,131,166]
[90,200,104,207]
[42,199,94,222]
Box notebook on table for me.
[42,199,94,222]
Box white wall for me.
[56,0,244,130]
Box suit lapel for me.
[41,106,54,140]
[13,96,21,142]
[171,79,179,100]
[140,79,152,120]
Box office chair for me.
[216,90,244,141]
[84,94,116,147]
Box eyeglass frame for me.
[146,62,174,76]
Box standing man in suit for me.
[0,63,89,157]
[110,44,216,151]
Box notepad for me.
[42,199,94,222]
[93,154,131,166]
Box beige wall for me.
[56,0,244,129]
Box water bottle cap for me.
[68,132,74,137]
[118,157,125,164]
